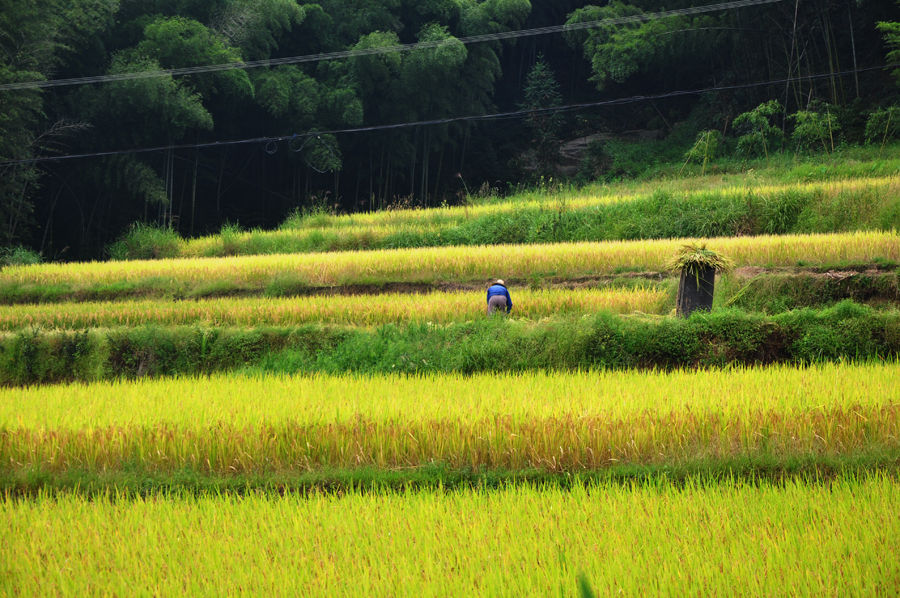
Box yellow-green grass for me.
[0,287,668,330]
[2,363,896,474]
[269,177,900,232]
[2,475,898,596]
[180,176,899,256]
[3,232,897,294]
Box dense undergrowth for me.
[2,301,896,384]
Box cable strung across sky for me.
[1,64,887,168]
[0,0,783,92]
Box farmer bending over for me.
[487,279,512,315]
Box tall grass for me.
[2,475,898,596]
[172,177,899,257]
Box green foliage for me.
[0,0,119,245]
[99,53,214,140]
[733,101,784,158]
[120,170,900,259]
[683,130,723,174]
[865,106,900,145]
[877,14,900,85]
[2,306,898,384]
[0,246,42,267]
[213,0,306,60]
[719,272,900,314]
[521,55,563,168]
[3,0,900,258]
[107,223,182,260]
[0,329,104,385]
[566,2,690,90]
[253,67,318,124]
[137,16,252,99]
[791,106,841,153]
[101,155,169,208]
[302,134,343,173]
[219,221,243,256]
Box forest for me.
[1,0,898,260]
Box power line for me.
[0,0,783,92]
[2,64,887,168]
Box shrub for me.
[682,130,723,174]
[107,223,182,261]
[0,246,41,268]
[219,222,244,256]
[865,106,900,145]
[733,100,784,159]
[791,106,841,153]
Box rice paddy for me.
[1,232,896,301]
[2,161,898,595]
[2,475,897,596]
[0,286,668,329]
[1,364,896,475]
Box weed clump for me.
[107,223,182,261]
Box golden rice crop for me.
[2,476,897,596]
[3,231,897,290]
[2,363,896,473]
[0,287,668,330]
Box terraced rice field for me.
[1,165,898,595]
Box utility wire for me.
[1,64,888,168]
[0,0,782,92]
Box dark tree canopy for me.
[0,0,895,259]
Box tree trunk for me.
[190,149,199,236]
[216,150,225,215]
[433,146,444,204]
[847,0,859,99]
[410,127,418,202]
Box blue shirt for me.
[486,284,512,313]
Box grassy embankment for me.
[1,301,898,384]
[157,175,900,257]
[114,147,898,259]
